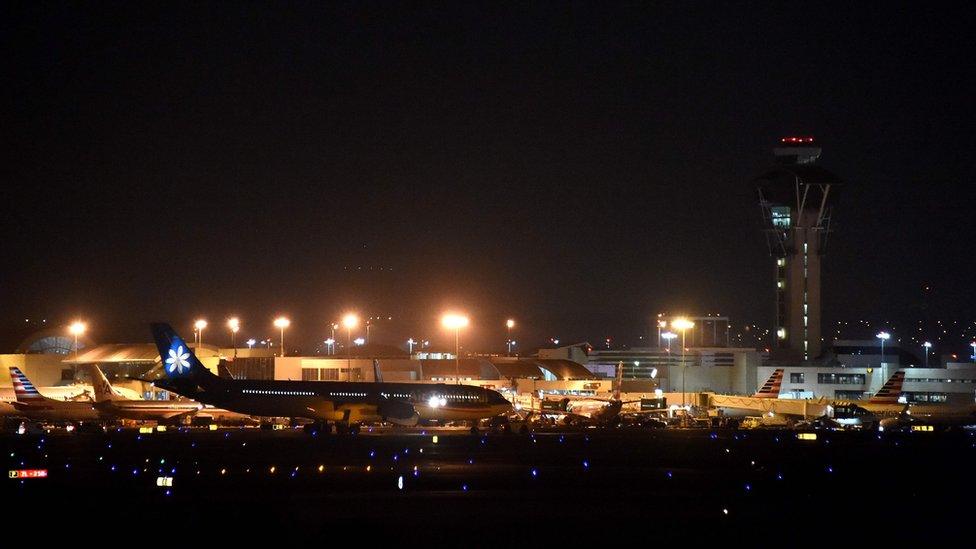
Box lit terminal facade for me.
[538,343,763,395]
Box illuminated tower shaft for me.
[756,137,839,361]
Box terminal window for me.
[817,373,865,385]
[790,372,805,383]
[834,390,867,400]
[905,392,948,403]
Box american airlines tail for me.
[9,367,46,403]
[869,371,905,404]
[753,369,784,398]
[88,365,124,403]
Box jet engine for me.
[378,398,420,427]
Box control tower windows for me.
[771,206,791,228]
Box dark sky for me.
[3,2,974,353]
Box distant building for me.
[832,339,917,368]
[539,343,762,395]
[653,315,731,347]
[272,355,609,395]
[758,363,976,406]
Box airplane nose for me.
[494,403,514,415]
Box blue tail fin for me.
[150,323,212,380]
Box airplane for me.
[713,369,913,426]
[710,368,976,430]
[709,368,829,417]
[848,371,976,431]
[87,364,203,422]
[530,362,665,428]
[827,371,972,428]
[1,382,141,404]
[7,367,102,422]
[148,323,512,433]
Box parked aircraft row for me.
[12,323,971,433]
[148,323,513,433]
[4,365,243,424]
[3,323,515,433]
[716,369,976,430]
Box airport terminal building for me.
[1,330,612,402]
[538,342,763,395]
[4,329,975,407]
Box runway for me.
[5,426,975,541]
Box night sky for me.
[4,3,975,353]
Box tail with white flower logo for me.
[150,323,217,381]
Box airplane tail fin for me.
[869,371,905,404]
[9,367,46,403]
[88,365,123,403]
[613,362,624,400]
[150,323,216,381]
[754,369,784,398]
[217,360,235,380]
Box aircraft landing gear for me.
[303,421,333,435]
[335,422,361,435]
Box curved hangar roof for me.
[63,343,220,364]
[490,358,597,380]
[16,328,95,355]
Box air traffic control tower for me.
[756,137,840,362]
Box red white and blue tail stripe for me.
[869,371,905,404]
[9,367,45,402]
[754,369,784,398]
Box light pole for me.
[876,331,891,366]
[442,313,470,384]
[68,321,86,362]
[331,324,338,355]
[274,317,290,357]
[923,341,932,367]
[506,319,515,356]
[325,338,335,355]
[407,338,416,355]
[228,317,240,358]
[194,319,207,347]
[877,331,891,387]
[662,331,677,393]
[342,313,359,380]
[671,318,695,412]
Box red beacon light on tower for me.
[773,136,821,164]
